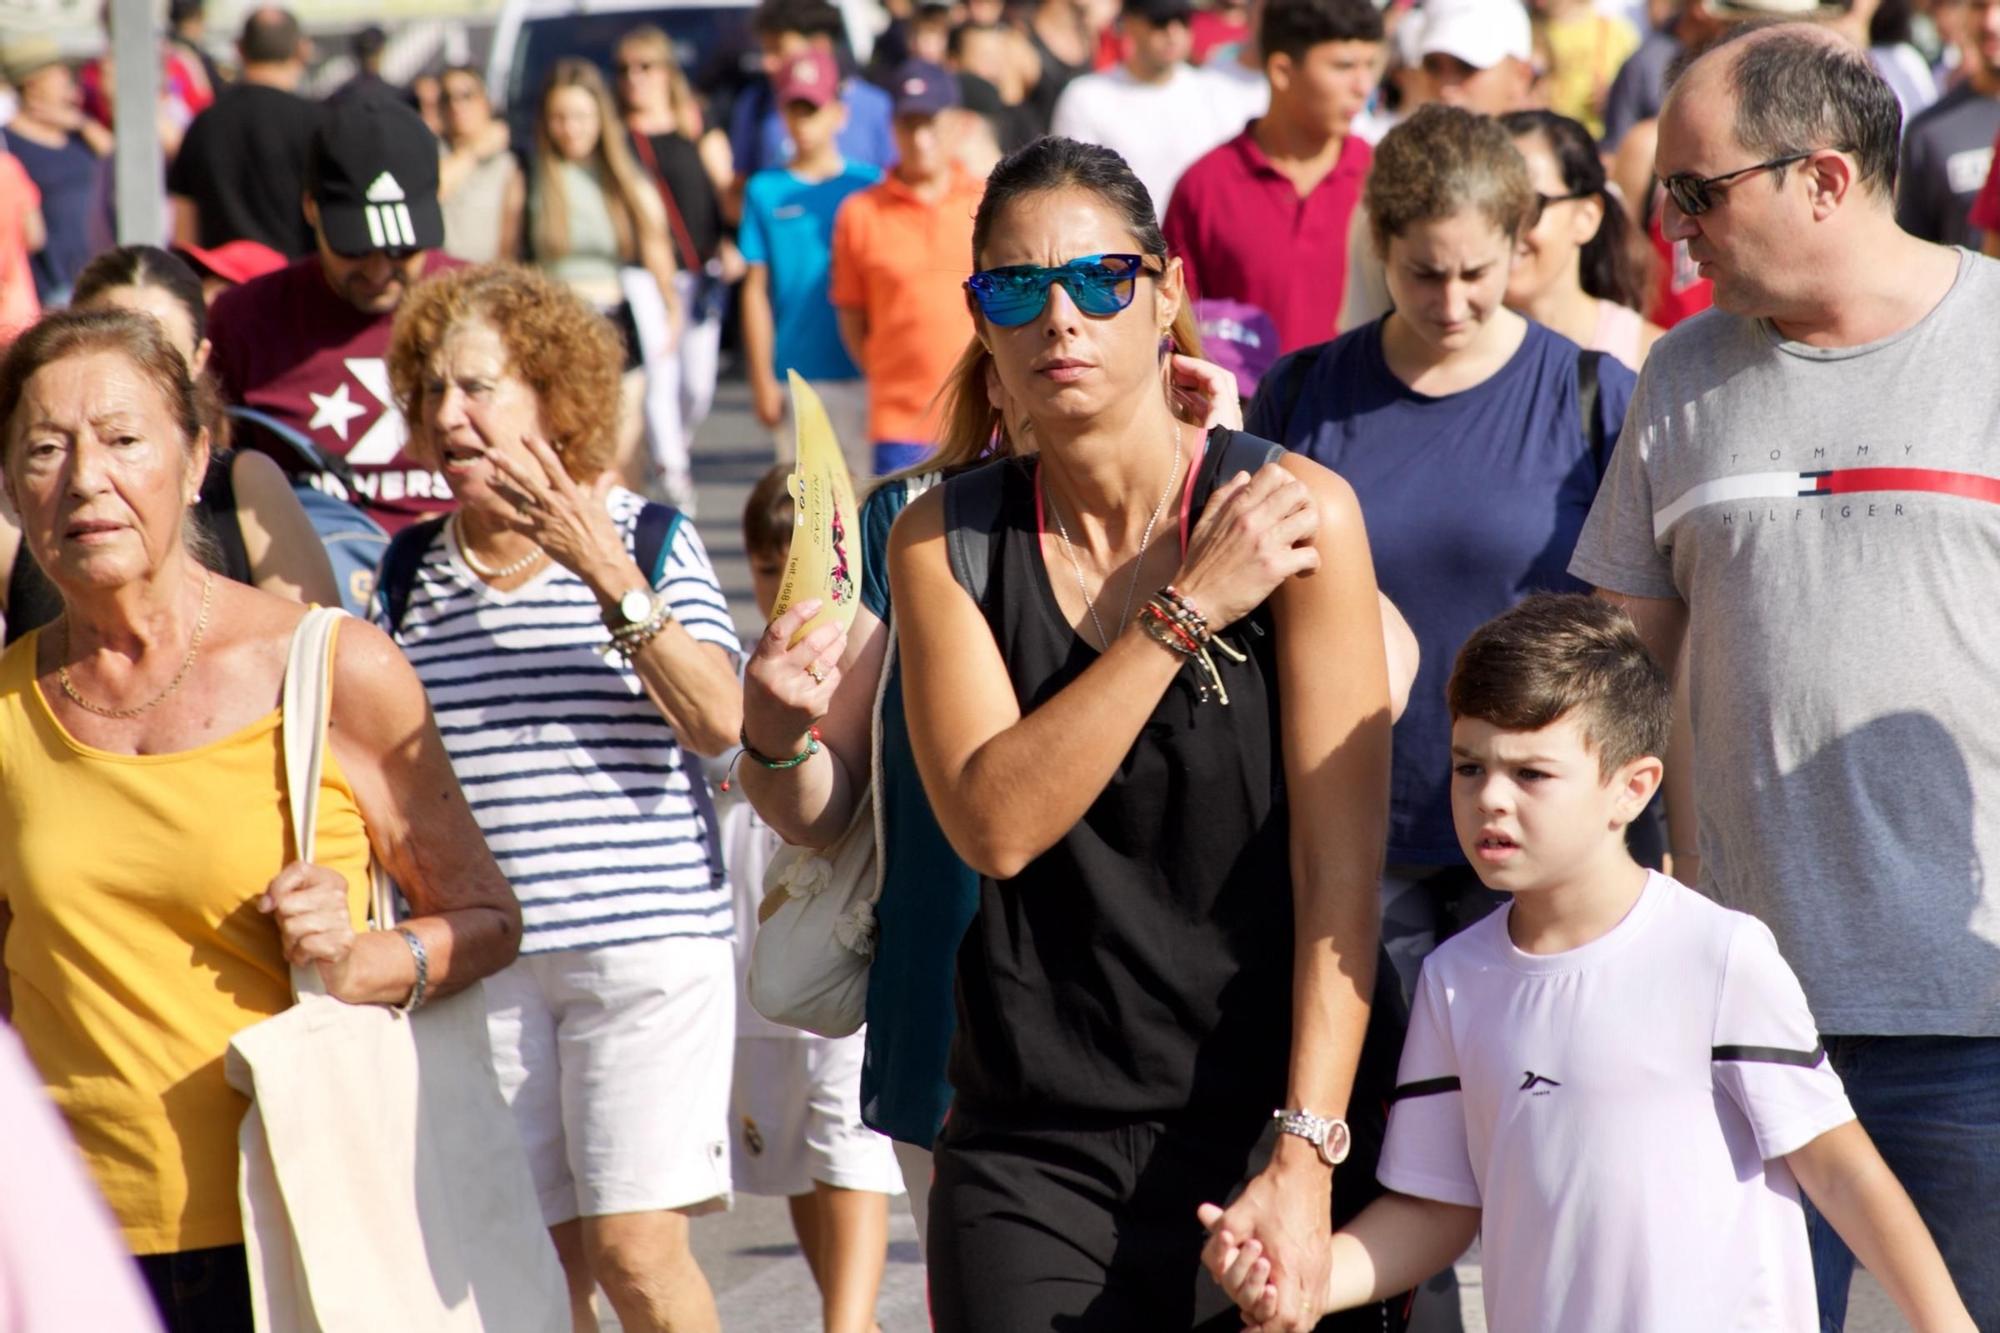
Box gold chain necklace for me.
[454,513,546,580]
[1045,424,1183,652]
[58,570,215,720]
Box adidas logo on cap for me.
[365,172,406,203]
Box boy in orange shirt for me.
[829,60,984,475]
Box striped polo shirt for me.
[381,487,742,954]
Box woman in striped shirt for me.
[381,263,742,1333]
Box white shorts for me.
[731,1031,904,1199]
[485,936,736,1225]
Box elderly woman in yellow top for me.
[0,306,523,1333]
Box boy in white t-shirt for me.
[726,467,903,1330]
[1200,594,1973,1332]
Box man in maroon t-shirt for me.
[208,97,458,533]
[1163,0,1381,359]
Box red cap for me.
[773,50,840,109]
[176,239,289,286]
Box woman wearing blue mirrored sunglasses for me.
[888,136,1408,1333]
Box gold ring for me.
[806,663,826,685]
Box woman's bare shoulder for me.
[1276,452,1364,530]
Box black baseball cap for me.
[307,99,445,256]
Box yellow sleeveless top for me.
[0,624,371,1254]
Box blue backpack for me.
[227,406,391,616]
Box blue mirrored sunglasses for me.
[964,253,1162,327]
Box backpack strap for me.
[227,404,368,503]
[374,515,448,632]
[942,456,1012,605]
[1209,428,1284,483]
[634,500,686,586]
[632,499,724,890]
[1576,348,1608,460]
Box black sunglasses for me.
[1529,188,1595,228]
[1659,151,1815,217]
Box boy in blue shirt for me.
[1201,595,1973,1332]
[738,47,878,480]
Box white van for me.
[485,0,879,138]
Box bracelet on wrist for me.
[601,606,673,662]
[741,725,821,770]
[723,726,821,792]
[1136,592,1246,707]
[393,926,429,1014]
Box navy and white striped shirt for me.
[381,488,742,954]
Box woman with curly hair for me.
[380,263,742,1333]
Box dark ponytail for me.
[1501,110,1646,314]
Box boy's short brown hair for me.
[743,463,796,560]
[1446,594,1671,777]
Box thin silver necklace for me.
[454,513,545,580]
[1045,423,1183,652]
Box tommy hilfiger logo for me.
[1520,1071,1562,1093]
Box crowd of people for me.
[2,0,1999,1332]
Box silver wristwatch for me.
[607,587,656,631]
[1273,1108,1352,1167]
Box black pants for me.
[136,1244,254,1333]
[928,954,1412,1333]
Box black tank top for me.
[947,432,1296,1128]
[1025,21,1093,133]
[4,452,252,647]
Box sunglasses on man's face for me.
[1658,151,1815,217]
[964,253,1162,327]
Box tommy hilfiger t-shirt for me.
[1569,250,2000,1037]
[1379,873,1852,1332]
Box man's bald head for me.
[239,6,304,66]
[1667,21,1902,202]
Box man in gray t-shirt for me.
[1570,25,1999,1328]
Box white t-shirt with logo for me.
[1379,872,1853,1332]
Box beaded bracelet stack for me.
[1136,585,1247,706]
[603,604,673,662]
